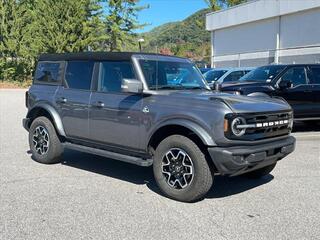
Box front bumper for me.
[23,118,30,131]
[208,136,296,176]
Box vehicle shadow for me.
[61,149,154,185]
[205,174,273,199]
[61,149,274,200]
[292,121,320,133]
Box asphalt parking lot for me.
[0,89,319,240]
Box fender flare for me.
[27,102,66,137]
[147,119,216,147]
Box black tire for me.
[28,116,63,164]
[243,163,277,179]
[153,135,213,202]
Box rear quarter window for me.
[34,62,63,84]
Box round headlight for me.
[231,117,246,137]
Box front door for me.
[89,61,144,151]
[275,66,314,118]
[55,61,94,139]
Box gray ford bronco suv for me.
[23,52,296,202]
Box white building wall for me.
[206,0,320,67]
[214,17,278,56]
[280,8,320,49]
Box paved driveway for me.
[0,89,319,240]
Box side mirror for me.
[278,79,293,89]
[121,79,143,93]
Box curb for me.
[0,88,28,91]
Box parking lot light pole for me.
[138,38,145,52]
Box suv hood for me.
[158,90,291,114]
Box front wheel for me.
[153,135,213,202]
[28,116,63,164]
[243,163,277,179]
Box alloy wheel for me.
[32,126,50,155]
[161,148,194,189]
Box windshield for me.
[139,59,209,90]
[239,65,285,82]
[204,70,228,83]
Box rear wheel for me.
[29,116,63,164]
[243,163,277,179]
[153,135,213,202]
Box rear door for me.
[55,61,94,140]
[89,61,144,151]
[275,66,313,118]
[307,65,320,118]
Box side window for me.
[65,61,94,90]
[140,60,158,86]
[224,71,245,82]
[281,67,307,87]
[204,71,215,82]
[310,67,320,84]
[35,62,61,84]
[98,61,135,92]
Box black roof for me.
[38,51,183,61]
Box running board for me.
[63,142,153,167]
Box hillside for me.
[141,8,211,62]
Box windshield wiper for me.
[240,79,262,82]
[149,85,210,91]
[186,86,209,90]
[149,85,185,90]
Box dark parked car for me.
[23,52,295,202]
[199,67,213,74]
[220,64,320,120]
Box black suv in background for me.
[220,64,320,120]
[23,52,295,202]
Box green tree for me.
[28,0,106,53]
[204,0,247,10]
[203,0,220,11]
[222,0,248,6]
[0,0,112,82]
[0,0,32,81]
[105,0,147,51]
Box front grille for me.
[225,111,293,141]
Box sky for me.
[136,0,208,33]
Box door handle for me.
[304,90,312,93]
[56,97,67,104]
[92,101,105,108]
